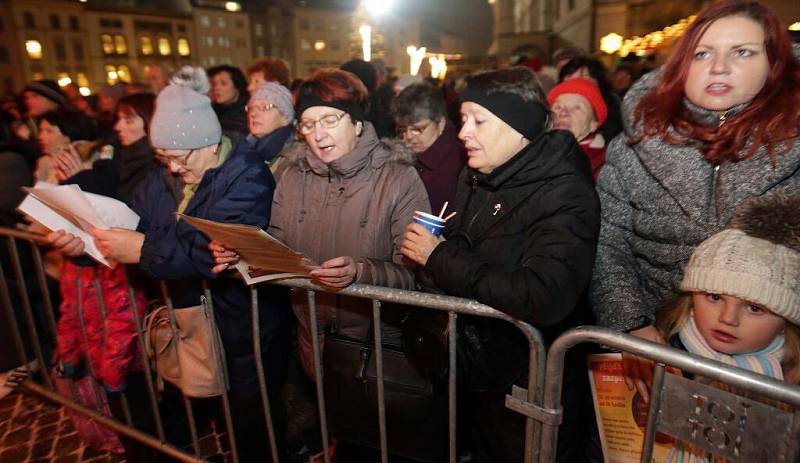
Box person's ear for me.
[437,117,446,135]
[356,121,363,136]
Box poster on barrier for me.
[588,353,673,463]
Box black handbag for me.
[323,319,447,462]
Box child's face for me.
[692,292,785,355]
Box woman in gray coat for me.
[591,0,800,397]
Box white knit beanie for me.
[680,194,800,326]
[250,81,294,121]
[149,66,222,149]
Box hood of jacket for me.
[246,123,294,164]
[278,122,415,179]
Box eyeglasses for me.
[246,103,276,113]
[154,148,196,167]
[396,120,433,138]
[297,112,349,135]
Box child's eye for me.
[746,304,765,314]
[706,293,722,302]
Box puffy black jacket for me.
[423,130,600,338]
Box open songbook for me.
[178,214,318,284]
[17,182,140,267]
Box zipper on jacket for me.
[711,163,720,216]
[718,109,732,127]
[466,175,482,231]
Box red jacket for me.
[56,261,148,390]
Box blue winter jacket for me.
[132,140,292,395]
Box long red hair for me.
[633,0,800,163]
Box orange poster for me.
[588,353,673,463]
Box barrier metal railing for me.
[0,226,548,463]
[538,326,800,463]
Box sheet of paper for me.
[17,182,140,267]
[234,261,308,285]
[179,214,317,281]
[587,353,673,463]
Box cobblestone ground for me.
[0,390,231,463]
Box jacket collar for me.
[304,123,382,179]
[417,122,460,171]
[247,124,294,164]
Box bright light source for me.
[407,46,426,76]
[224,2,241,12]
[108,70,118,80]
[314,40,326,51]
[359,25,371,62]
[789,22,800,31]
[25,40,43,59]
[429,55,447,79]
[79,87,91,96]
[599,33,623,54]
[57,75,72,87]
[364,0,394,17]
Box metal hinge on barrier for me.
[505,385,563,426]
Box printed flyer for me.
[587,353,674,463]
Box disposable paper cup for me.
[413,211,446,237]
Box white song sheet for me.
[17,182,140,267]
[178,214,318,284]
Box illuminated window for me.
[25,40,43,59]
[314,40,326,51]
[56,72,71,87]
[300,38,311,51]
[114,34,127,54]
[32,71,44,81]
[177,37,190,56]
[117,65,131,83]
[76,72,89,87]
[140,36,153,55]
[101,34,114,54]
[104,64,118,84]
[158,37,171,55]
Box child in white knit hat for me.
[655,193,800,384]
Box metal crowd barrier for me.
[0,226,548,463]
[538,326,800,463]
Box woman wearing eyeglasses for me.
[244,81,295,172]
[211,68,430,459]
[90,66,292,460]
[391,82,466,214]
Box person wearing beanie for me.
[244,81,295,170]
[641,194,800,461]
[402,67,600,463]
[23,80,68,118]
[340,59,396,138]
[87,65,292,461]
[548,77,608,182]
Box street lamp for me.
[599,33,623,54]
[364,0,394,17]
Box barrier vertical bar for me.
[122,267,166,441]
[371,299,389,463]
[448,311,458,463]
[307,290,331,463]
[522,321,546,463]
[250,287,278,463]
[30,243,59,347]
[640,364,666,463]
[160,281,200,456]
[0,254,28,369]
[201,281,238,463]
[7,237,50,387]
[787,410,800,463]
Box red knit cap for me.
[547,78,607,126]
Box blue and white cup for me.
[413,211,446,237]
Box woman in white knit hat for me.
[90,66,293,460]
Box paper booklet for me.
[178,214,318,285]
[17,182,140,268]
[587,353,674,463]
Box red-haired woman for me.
[591,0,800,397]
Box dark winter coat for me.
[591,69,800,333]
[213,97,249,145]
[132,140,292,394]
[423,130,600,336]
[245,123,294,167]
[415,121,466,215]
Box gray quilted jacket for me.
[591,69,800,332]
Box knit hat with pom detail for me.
[680,193,800,326]
[149,66,222,150]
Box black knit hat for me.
[23,80,68,106]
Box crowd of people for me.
[0,0,799,462]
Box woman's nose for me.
[710,54,731,75]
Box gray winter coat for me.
[591,71,800,332]
[269,122,430,378]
